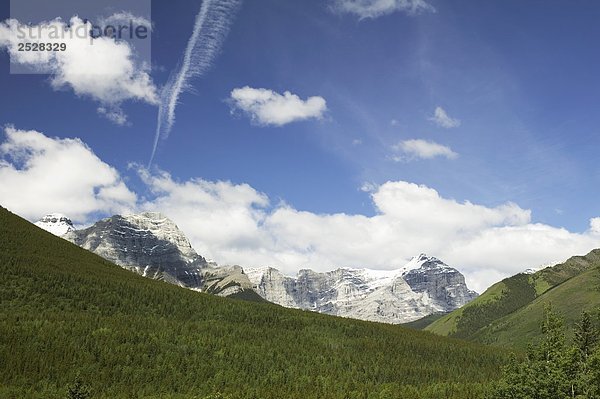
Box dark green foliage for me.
[575,311,598,360]
[201,394,233,399]
[454,274,537,339]
[66,377,91,399]
[428,250,600,348]
[490,307,600,398]
[223,288,266,303]
[0,207,508,398]
[402,312,449,330]
[538,252,600,288]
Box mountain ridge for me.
[246,253,478,323]
[36,211,479,324]
[425,248,600,347]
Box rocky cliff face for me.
[247,254,478,323]
[403,255,478,312]
[36,212,478,322]
[51,212,255,297]
[64,212,207,288]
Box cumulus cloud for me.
[3,129,600,292]
[133,166,272,263]
[0,127,137,222]
[0,17,158,124]
[392,139,458,161]
[133,169,600,292]
[229,87,327,126]
[589,217,600,234]
[430,106,461,128]
[331,0,435,19]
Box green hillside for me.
[469,266,600,349]
[425,249,600,349]
[402,312,449,330]
[0,207,508,399]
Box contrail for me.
[149,0,242,166]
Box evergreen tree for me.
[490,307,600,399]
[66,376,91,399]
[575,311,598,360]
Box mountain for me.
[64,212,206,287]
[36,213,477,323]
[34,213,75,236]
[55,212,258,300]
[0,206,508,399]
[403,255,479,310]
[247,254,478,324]
[425,249,600,349]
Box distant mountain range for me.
[247,255,477,323]
[35,212,478,323]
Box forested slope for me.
[426,249,600,349]
[0,207,507,399]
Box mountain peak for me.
[34,213,74,236]
[130,211,168,220]
[416,253,443,263]
[402,253,441,271]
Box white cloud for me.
[0,127,137,222]
[97,107,129,126]
[360,182,378,192]
[331,0,435,19]
[135,166,271,261]
[134,172,600,293]
[393,139,458,161]
[229,86,327,126]
[589,217,600,234]
[98,12,153,32]
[3,129,600,293]
[430,106,461,128]
[0,17,158,123]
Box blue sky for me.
[2,0,600,291]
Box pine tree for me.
[575,311,598,360]
[66,376,91,399]
[489,305,571,398]
[489,307,600,399]
[573,311,600,398]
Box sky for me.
[1,0,600,292]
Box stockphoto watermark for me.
[8,0,152,74]
[14,18,150,44]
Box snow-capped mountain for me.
[402,255,478,311]
[247,254,478,324]
[63,212,206,288]
[35,212,478,323]
[34,212,254,297]
[35,213,75,236]
[522,261,559,275]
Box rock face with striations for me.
[402,254,479,311]
[246,254,478,324]
[63,212,207,288]
[35,212,256,298]
[35,212,478,322]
